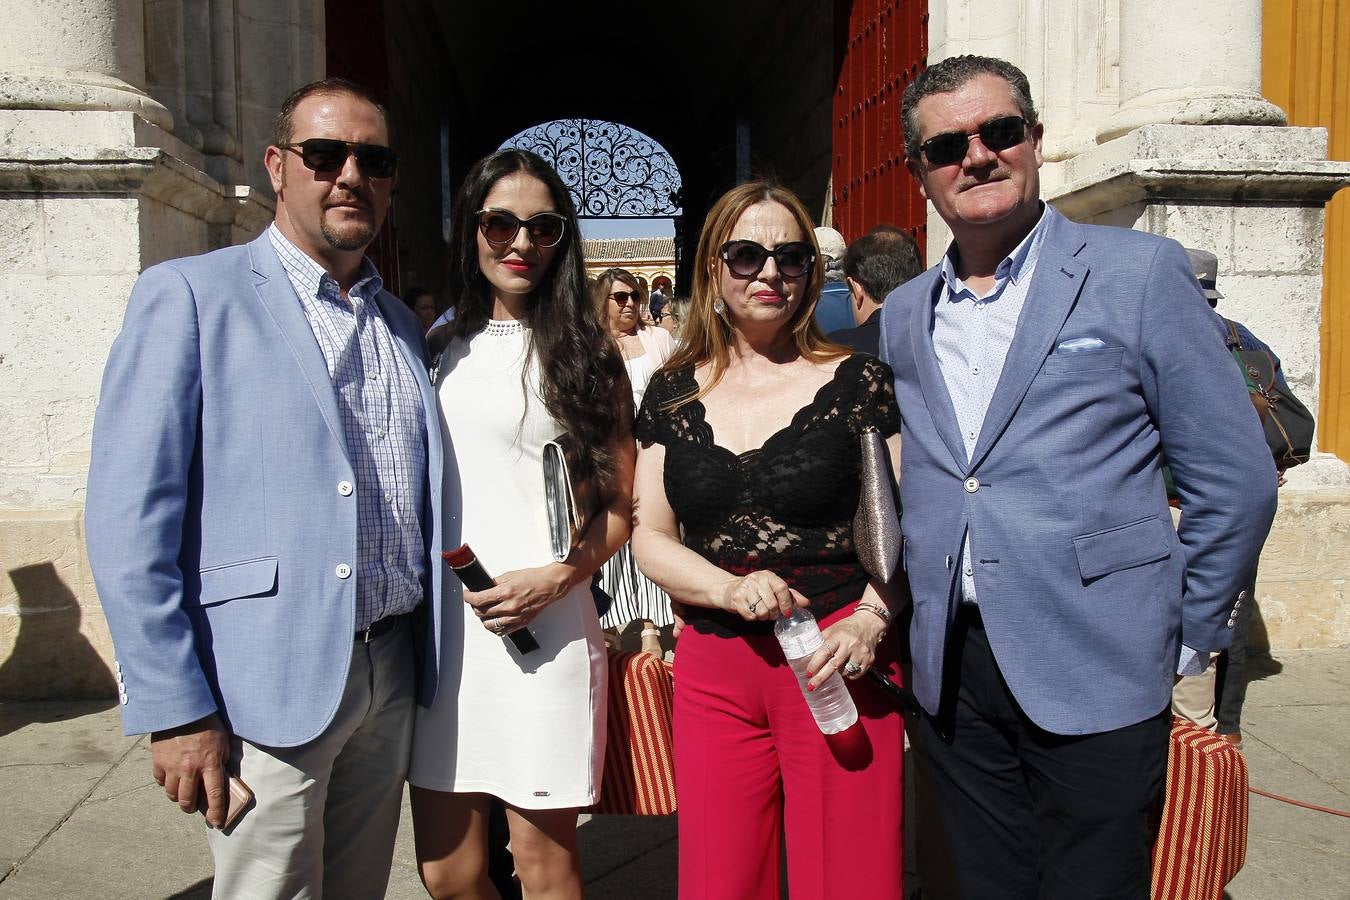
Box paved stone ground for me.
[1,650,1345,898]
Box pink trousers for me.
[673,607,905,899]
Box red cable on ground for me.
[1249,786,1350,818]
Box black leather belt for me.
[356,614,405,643]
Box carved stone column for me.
[144,0,203,148]
[1098,0,1286,142]
[0,0,173,131]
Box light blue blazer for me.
[880,207,1276,735]
[86,233,444,747]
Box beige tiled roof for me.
[582,237,675,262]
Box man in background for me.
[830,230,923,355]
[1170,247,1289,751]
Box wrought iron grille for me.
[500,118,682,218]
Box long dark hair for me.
[446,149,628,485]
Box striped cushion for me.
[590,651,677,816]
[1151,717,1249,899]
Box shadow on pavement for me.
[1246,652,1284,682]
[165,877,212,899]
[0,562,116,737]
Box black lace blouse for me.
[635,353,901,638]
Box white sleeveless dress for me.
[409,319,606,808]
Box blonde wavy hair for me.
[661,180,848,406]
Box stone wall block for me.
[1253,580,1349,651]
[1231,204,1323,274]
[1082,201,1147,231]
[0,402,53,471]
[1251,490,1350,649]
[0,199,44,272]
[41,197,142,274]
[1213,273,1322,393]
[1142,202,1235,261]
[0,472,91,511]
[0,273,136,398]
[0,511,88,608]
[43,399,98,472]
[139,201,213,268]
[0,400,102,482]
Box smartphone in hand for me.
[200,776,254,830]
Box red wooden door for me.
[832,0,928,254]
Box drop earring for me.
[713,298,726,316]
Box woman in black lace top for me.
[631,181,905,900]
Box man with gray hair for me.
[881,55,1275,897]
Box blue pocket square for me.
[1055,337,1107,352]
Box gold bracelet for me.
[854,602,891,627]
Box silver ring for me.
[747,599,760,614]
[843,661,862,677]
[487,617,500,632]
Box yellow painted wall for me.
[1264,0,1350,457]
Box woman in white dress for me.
[410,149,634,899]
[592,268,676,656]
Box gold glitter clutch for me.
[853,429,901,584]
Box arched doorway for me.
[499,118,683,289]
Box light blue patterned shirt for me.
[933,205,1050,607]
[268,225,427,631]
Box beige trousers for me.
[1165,505,1217,731]
[206,618,415,899]
[1171,665,1217,731]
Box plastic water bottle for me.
[774,608,858,734]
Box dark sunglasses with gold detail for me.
[719,240,815,279]
[916,115,1029,167]
[278,138,399,179]
[476,209,568,249]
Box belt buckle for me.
[359,623,374,644]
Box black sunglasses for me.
[916,115,1028,167]
[476,209,567,248]
[719,240,815,279]
[608,290,640,304]
[279,138,399,178]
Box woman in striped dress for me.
[593,267,676,655]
